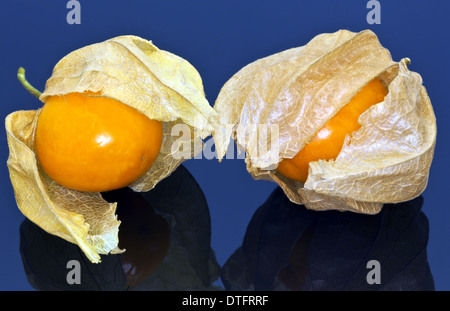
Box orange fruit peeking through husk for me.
[35,92,163,192]
[212,29,436,214]
[276,78,388,183]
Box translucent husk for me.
[213,29,436,214]
[6,35,217,263]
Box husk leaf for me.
[213,29,436,214]
[40,35,217,191]
[6,110,121,263]
[6,35,216,262]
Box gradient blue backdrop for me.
[1,0,449,290]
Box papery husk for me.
[40,35,217,191]
[6,110,121,263]
[213,29,436,214]
[6,35,216,263]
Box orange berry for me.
[277,78,388,183]
[35,92,163,192]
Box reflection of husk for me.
[213,30,436,214]
[6,35,216,263]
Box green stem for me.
[17,67,42,99]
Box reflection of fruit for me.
[102,187,171,288]
[277,223,315,290]
[35,92,163,192]
[277,79,388,183]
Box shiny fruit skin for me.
[35,92,163,192]
[277,79,388,183]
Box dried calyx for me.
[213,29,436,214]
[6,36,217,263]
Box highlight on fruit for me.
[6,35,217,263]
[276,78,388,183]
[212,29,436,214]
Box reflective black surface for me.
[18,165,435,291]
[20,218,127,291]
[19,165,221,291]
[222,187,434,291]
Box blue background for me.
[1,0,449,290]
